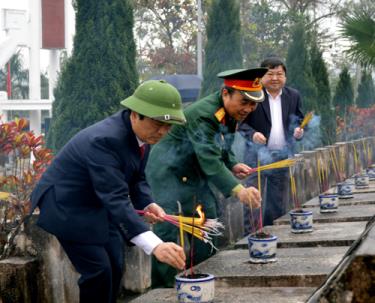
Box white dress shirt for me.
[267,90,287,150]
[130,137,163,255]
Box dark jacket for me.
[238,86,304,165]
[239,86,304,142]
[31,110,152,244]
[146,91,239,216]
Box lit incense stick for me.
[330,149,340,182]
[177,201,184,250]
[258,159,263,231]
[300,111,313,129]
[248,158,296,174]
[352,143,359,173]
[289,166,298,209]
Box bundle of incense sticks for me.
[329,149,341,182]
[136,205,224,249]
[362,140,372,167]
[316,155,329,193]
[289,166,300,209]
[246,159,264,233]
[248,158,297,174]
[300,111,313,129]
[352,143,360,174]
[368,144,373,167]
[257,159,263,231]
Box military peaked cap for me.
[217,68,268,102]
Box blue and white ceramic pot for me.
[175,273,215,303]
[355,174,370,189]
[289,209,313,233]
[319,194,339,213]
[337,182,354,199]
[248,233,278,263]
[366,167,375,181]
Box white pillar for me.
[49,49,60,102]
[65,0,75,56]
[29,0,42,134]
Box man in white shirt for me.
[239,57,305,232]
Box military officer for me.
[146,68,268,287]
[31,80,187,303]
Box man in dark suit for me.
[239,57,305,232]
[31,80,187,303]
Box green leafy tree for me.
[48,0,138,151]
[356,69,375,107]
[133,0,198,77]
[286,21,317,112]
[340,4,375,68]
[0,53,48,101]
[333,67,354,115]
[240,0,290,66]
[0,53,28,99]
[200,0,242,96]
[310,36,335,144]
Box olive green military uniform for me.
[146,91,241,287]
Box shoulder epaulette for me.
[214,107,226,122]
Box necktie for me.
[139,144,146,160]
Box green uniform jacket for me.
[146,90,240,216]
[146,92,244,287]
[146,91,241,287]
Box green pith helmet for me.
[120,80,186,125]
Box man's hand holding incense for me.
[293,127,304,139]
[153,242,186,270]
[253,132,267,145]
[232,163,252,179]
[235,186,261,209]
[144,203,166,224]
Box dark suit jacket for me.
[238,86,304,164]
[31,110,152,244]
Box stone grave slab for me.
[191,246,348,288]
[235,221,366,249]
[302,192,375,208]
[274,204,375,225]
[129,287,316,303]
[356,219,375,256]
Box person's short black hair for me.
[221,85,236,95]
[260,57,287,74]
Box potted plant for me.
[0,118,52,259]
[247,230,277,263]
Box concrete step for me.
[129,287,316,303]
[235,221,366,249]
[190,246,348,288]
[274,204,375,225]
[302,192,375,208]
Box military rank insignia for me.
[214,107,226,124]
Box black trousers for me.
[58,225,124,303]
